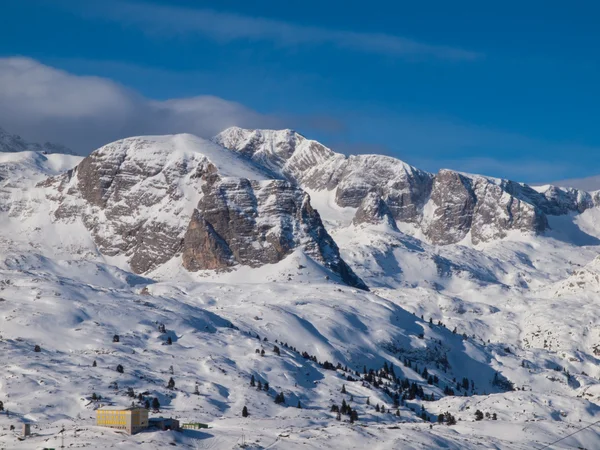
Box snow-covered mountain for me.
[554,173,600,192]
[215,127,599,245]
[0,126,75,155]
[1,129,600,449]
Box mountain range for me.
[0,125,599,449]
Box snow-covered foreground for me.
[0,249,599,449]
[0,147,599,449]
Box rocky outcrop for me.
[182,175,367,289]
[216,128,599,245]
[352,192,399,230]
[470,179,547,244]
[43,133,367,289]
[425,170,548,245]
[425,170,476,244]
[214,127,434,223]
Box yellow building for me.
[96,406,149,434]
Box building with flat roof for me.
[96,406,149,434]
[149,417,179,431]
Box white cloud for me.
[0,57,281,153]
[79,1,481,61]
[551,175,600,191]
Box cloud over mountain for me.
[0,57,280,154]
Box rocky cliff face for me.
[214,127,434,223]
[182,175,367,289]
[424,170,548,245]
[352,192,399,231]
[42,134,367,289]
[216,127,599,245]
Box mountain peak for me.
[0,125,76,155]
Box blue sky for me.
[1,0,599,182]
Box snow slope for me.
[0,130,600,449]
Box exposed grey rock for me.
[426,170,476,244]
[214,127,434,223]
[217,127,600,245]
[182,175,368,289]
[352,192,399,231]
[43,133,367,289]
[425,170,549,245]
[470,178,547,245]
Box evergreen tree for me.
[492,413,497,420]
[375,404,380,412]
[34,344,41,353]
[297,400,302,409]
[116,364,124,373]
[366,397,370,405]
[260,349,265,356]
[242,406,249,417]
[462,377,469,390]
[152,397,160,411]
[350,410,358,423]
[264,382,269,391]
[273,345,280,356]
[92,360,97,367]
[144,399,150,409]
[341,384,347,394]
[444,412,456,425]
[194,384,200,395]
[250,375,256,387]
[437,413,444,423]
[257,380,262,390]
[396,409,400,417]
[166,336,172,345]
[167,377,175,389]
[113,335,120,343]
[475,409,484,421]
